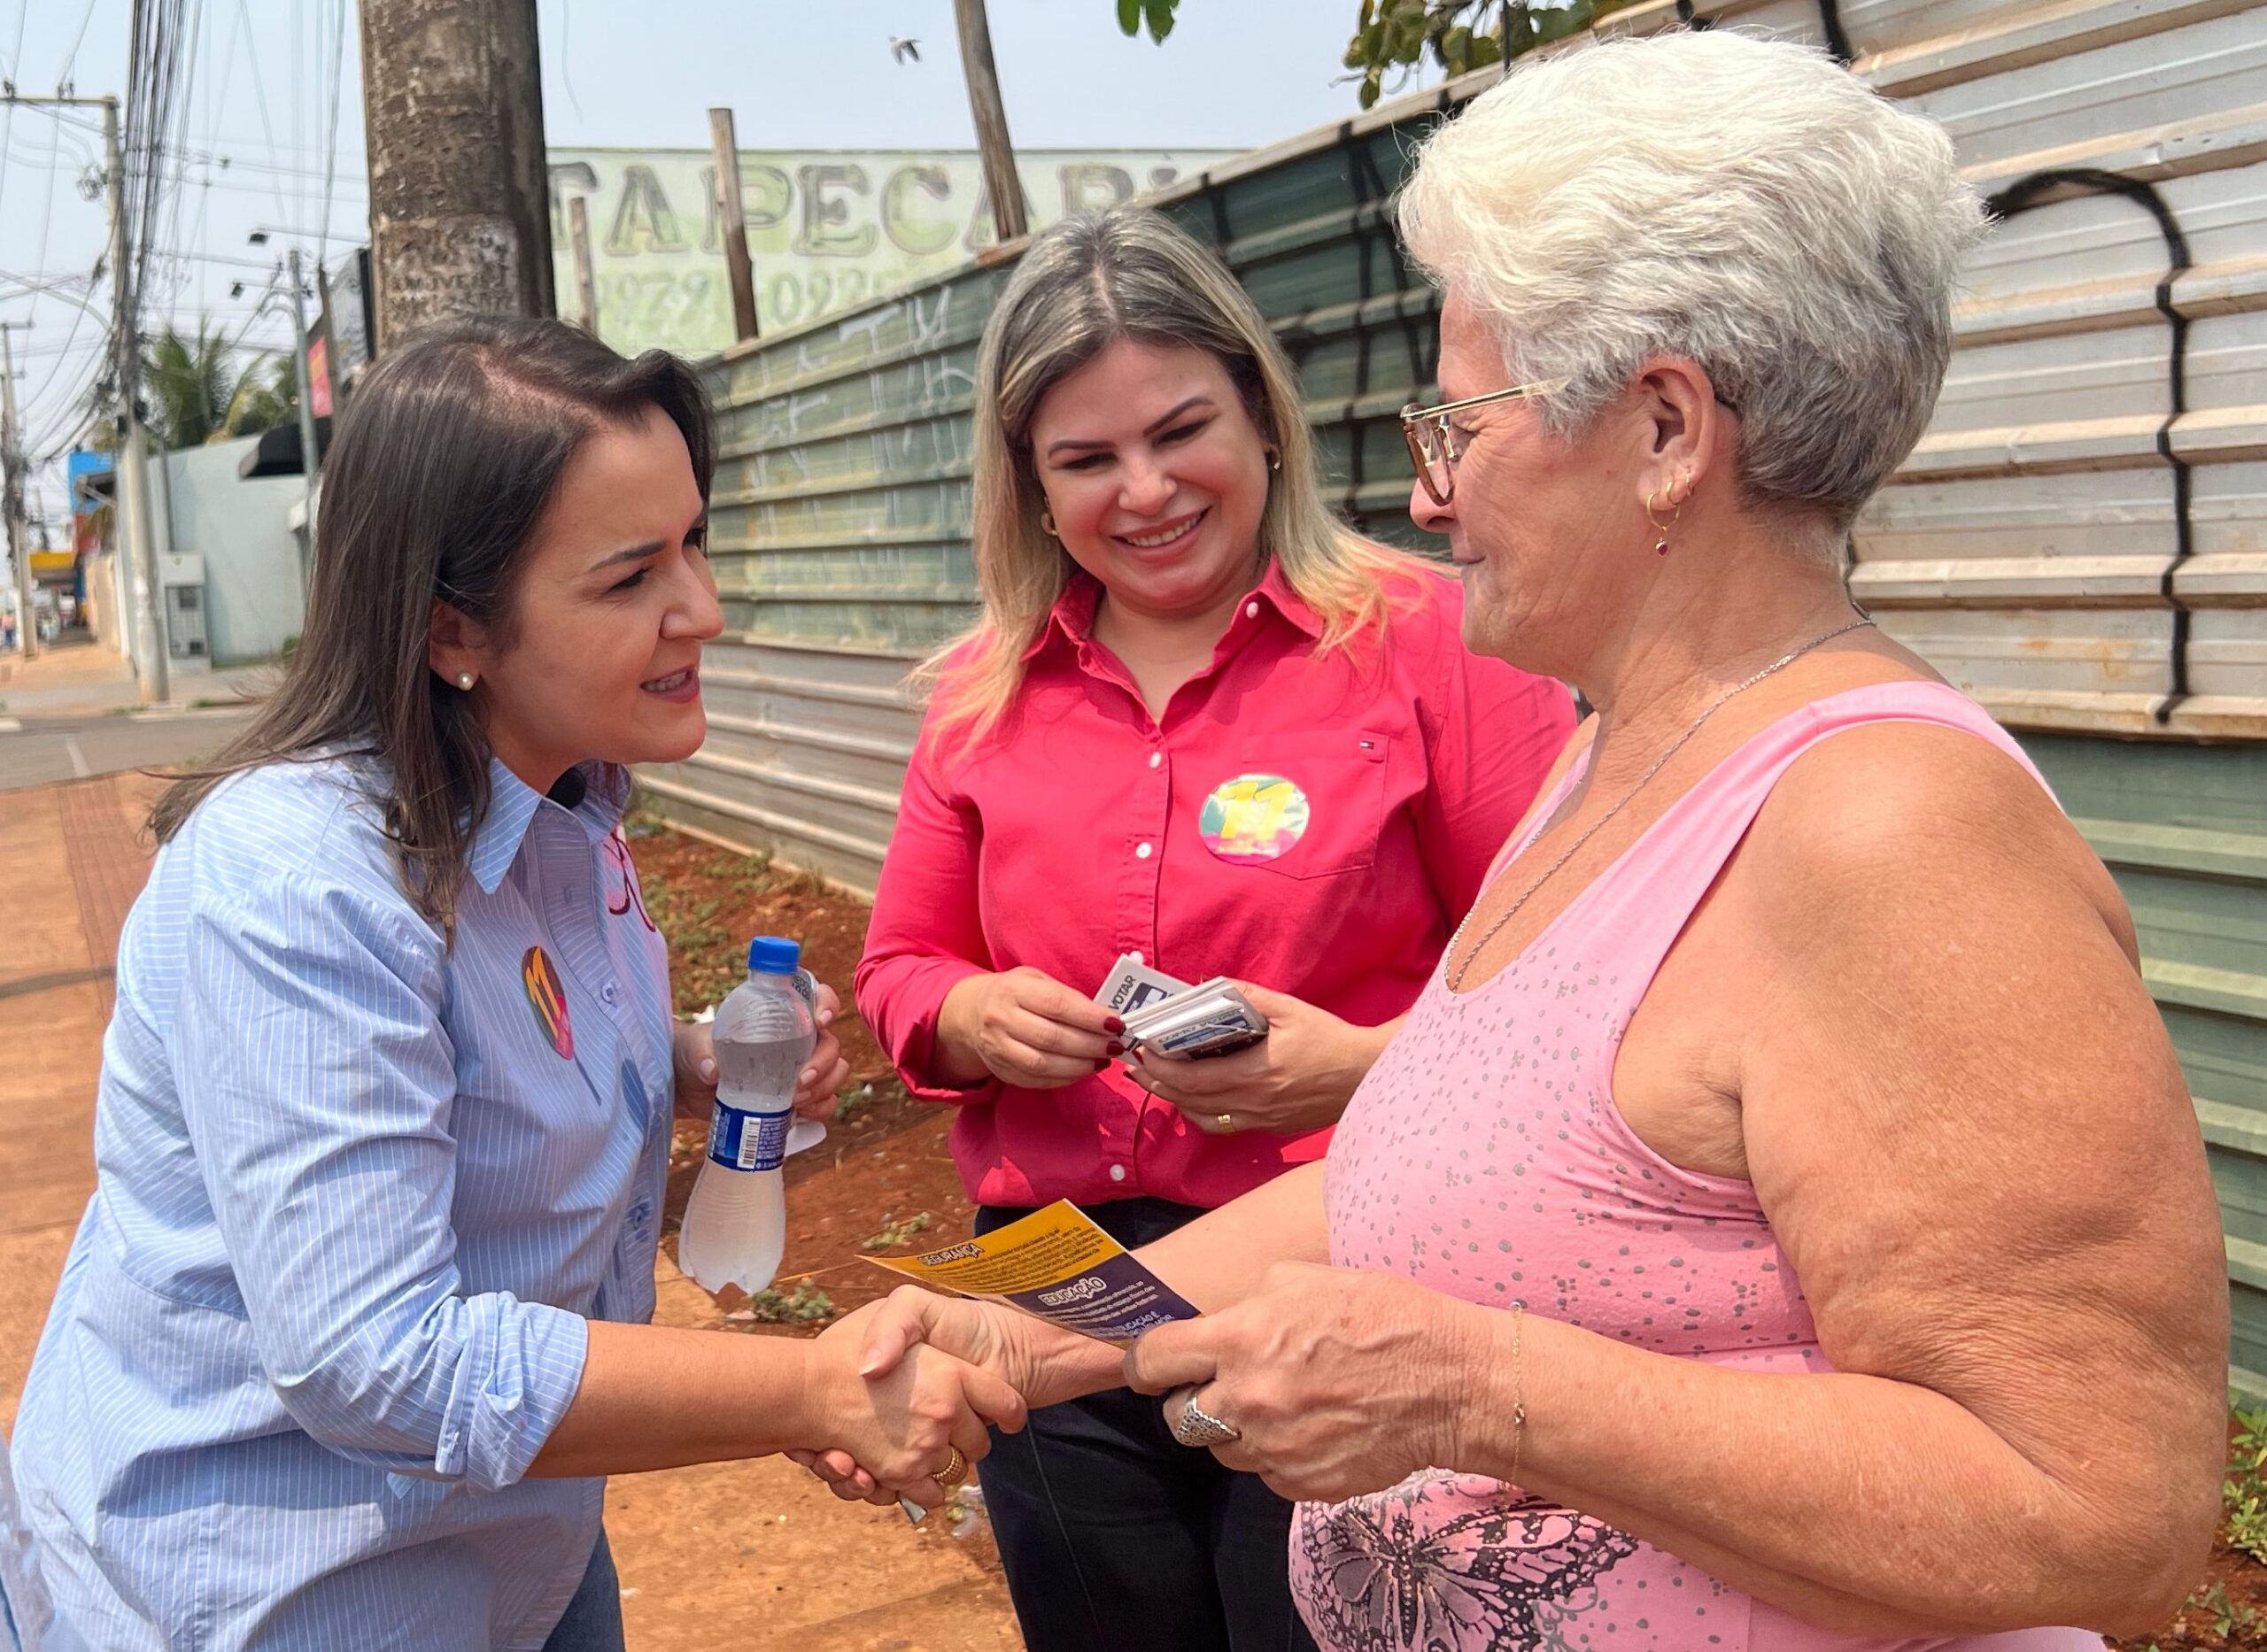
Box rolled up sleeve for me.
[855,739,999,1105]
[172,876,588,1493]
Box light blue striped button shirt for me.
[7,751,676,1650]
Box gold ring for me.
[1216,1113,1234,1131]
[934,1445,969,1490]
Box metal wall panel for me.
[2023,734,2267,1402]
[652,0,2267,1392]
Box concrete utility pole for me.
[360,0,553,346]
[707,107,760,344]
[0,323,34,659]
[952,0,1029,244]
[104,96,166,705]
[2,90,165,693]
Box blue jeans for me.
[541,1529,623,1652]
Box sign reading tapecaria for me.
[547,147,1235,357]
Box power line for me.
[27,86,63,327]
[57,0,102,89]
[229,0,291,228]
[319,0,347,266]
[0,0,33,222]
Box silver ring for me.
[1167,1386,1241,1448]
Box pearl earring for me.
[456,672,476,691]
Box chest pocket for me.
[1196,731,1389,881]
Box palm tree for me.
[224,354,298,437]
[83,320,301,453]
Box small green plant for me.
[862,1210,933,1252]
[700,847,775,888]
[2225,1403,2267,1562]
[739,1281,835,1324]
[2190,1580,2264,1642]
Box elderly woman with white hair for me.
[812,29,2229,1648]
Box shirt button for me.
[1148,752,1162,769]
[1244,600,1259,619]
[1135,842,1154,860]
[1108,1164,1128,1183]
[602,984,619,1005]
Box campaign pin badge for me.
[1198,772,1310,863]
[522,946,575,1060]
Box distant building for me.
[70,437,308,669]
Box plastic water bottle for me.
[678,936,815,1296]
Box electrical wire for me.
[228,0,290,228]
[56,0,102,90]
[0,0,32,222]
[318,0,347,265]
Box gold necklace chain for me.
[1445,617,1876,991]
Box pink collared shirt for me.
[855,562,1575,1210]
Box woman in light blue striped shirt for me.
[4,319,1026,1652]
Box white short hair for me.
[1397,30,1986,529]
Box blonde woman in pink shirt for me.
[805,30,2227,1649]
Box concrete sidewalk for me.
[0,636,279,722]
[0,774,1021,1651]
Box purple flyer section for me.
[999,1252,1203,1343]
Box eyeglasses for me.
[1399,379,1570,507]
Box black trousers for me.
[974,1200,1318,1652]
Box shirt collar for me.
[1250,559,1325,641]
[468,756,627,894]
[1020,560,1322,662]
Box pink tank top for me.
[1296,683,2100,1652]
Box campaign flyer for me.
[864,1200,1201,1344]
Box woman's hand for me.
[936,967,1121,1089]
[1122,1261,1486,1503]
[1127,984,1393,1136]
[796,1307,1031,1509]
[789,1288,1118,1503]
[673,983,850,1123]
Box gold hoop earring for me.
[1645,487,1682,557]
[1040,510,1058,537]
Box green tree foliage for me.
[81,320,300,454]
[1114,0,1626,109]
[1346,0,1635,107]
[1115,0,1180,44]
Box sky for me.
[0,1,1443,535]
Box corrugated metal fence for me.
[640,0,2267,1398]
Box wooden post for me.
[951,0,1028,244]
[568,195,600,336]
[708,107,760,343]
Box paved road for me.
[0,709,258,792]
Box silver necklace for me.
[1445,617,1875,990]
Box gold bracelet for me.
[1507,1301,1528,1488]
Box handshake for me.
[789,1254,1476,1512]
[789,1287,1080,1511]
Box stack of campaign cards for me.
[1094,953,1268,1060]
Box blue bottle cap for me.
[747,935,801,975]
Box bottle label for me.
[708,1101,791,1172]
